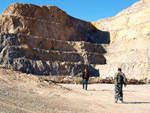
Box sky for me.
[0,0,140,22]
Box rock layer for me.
[0,0,150,80]
[0,3,108,43]
[0,32,106,76]
[93,0,150,80]
[0,3,109,76]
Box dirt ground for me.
[0,67,150,113]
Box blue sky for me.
[0,0,139,22]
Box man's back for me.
[114,71,126,85]
[83,72,90,80]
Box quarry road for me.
[0,67,150,113]
[61,84,150,113]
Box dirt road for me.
[0,67,150,113]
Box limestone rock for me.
[93,0,150,80]
[0,0,150,81]
[0,3,107,76]
[0,3,104,43]
[0,33,105,76]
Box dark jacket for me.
[114,71,126,85]
[82,72,90,80]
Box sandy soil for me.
[0,67,150,113]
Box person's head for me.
[118,68,121,72]
[84,68,87,72]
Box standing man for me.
[82,68,90,90]
[114,68,126,103]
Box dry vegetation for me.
[41,75,150,85]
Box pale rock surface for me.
[0,3,106,76]
[93,0,150,80]
[0,3,100,42]
[0,0,150,80]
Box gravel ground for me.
[0,67,150,113]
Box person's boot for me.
[115,100,118,103]
[119,99,123,103]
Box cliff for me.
[0,3,107,76]
[94,0,150,80]
[0,0,150,80]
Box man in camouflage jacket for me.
[114,68,126,103]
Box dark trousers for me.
[115,84,123,101]
[83,79,88,90]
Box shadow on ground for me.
[123,102,150,104]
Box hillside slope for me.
[0,3,107,76]
[0,0,150,80]
[94,0,150,80]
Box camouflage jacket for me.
[114,71,126,85]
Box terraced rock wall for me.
[94,0,150,80]
[0,33,106,76]
[1,0,150,80]
[0,3,108,76]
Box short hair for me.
[118,68,121,71]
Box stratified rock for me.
[1,0,150,81]
[0,3,107,76]
[0,3,107,43]
[93,0,150,80]
[0,33,105,76]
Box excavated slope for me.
[93,0,150,79]
[0,0,150,80]
[0,3,107,76]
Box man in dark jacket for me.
[82,69,90,90]
[114,68,126,103]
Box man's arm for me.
[82,72,85,79]
[123,73,127,86]
[114,73,117,83]
[87,72,90,80]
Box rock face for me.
[93,0,150,80]
[0,3,107,76]
[0,3,108,43]
[0,0,150,80]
